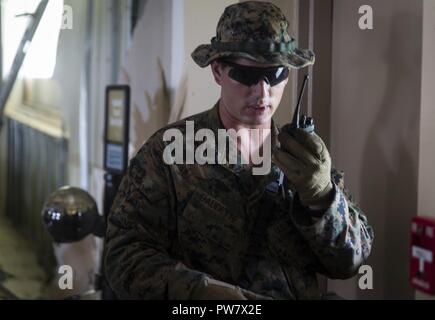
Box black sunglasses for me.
[220,60,289,87]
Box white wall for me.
[49,0,89,188]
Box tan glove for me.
[190,277,273,300]
[273,127,333,207]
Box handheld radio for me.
[278,75,314,198]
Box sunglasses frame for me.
[220,59,289,87]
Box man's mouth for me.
[248,105,269,113]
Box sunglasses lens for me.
[268,67,289,86]
[228,68,258,86]
[226,62,289,87]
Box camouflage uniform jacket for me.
[104,101,374,300]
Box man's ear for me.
[211,60,223,85]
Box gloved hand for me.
[191,277,273,300]
[273,126,333,207]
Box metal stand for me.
[97,85,130,299]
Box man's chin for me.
[243,114,271,126]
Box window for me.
[2,0,63,79]
[1,0,66,138]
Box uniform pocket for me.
[180,189,244,249]
[178,189,246,281]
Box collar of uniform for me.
[205,101,241,174]
[205,101,283,200]
[206,100,281,144]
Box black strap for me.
[211,37,296,54]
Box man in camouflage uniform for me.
[104,1,374,300]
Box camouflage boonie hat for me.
[191,1,315,69]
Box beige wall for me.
[416,0,435,301]
[328,0,422,299]
[181,0,238,118]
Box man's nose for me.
[252,78,270,98]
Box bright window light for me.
[2,0,63,79]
